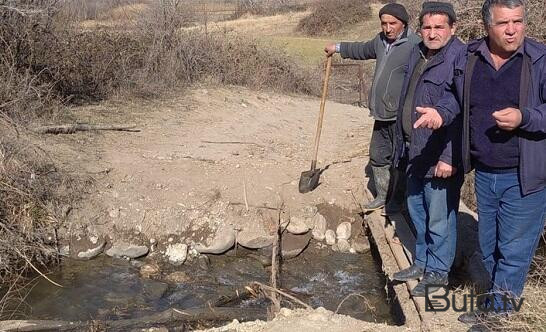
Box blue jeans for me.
[407,173,463,275]
[475,170,546,312]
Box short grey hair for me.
[481,0,527,27]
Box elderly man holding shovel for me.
[324,3,420,214]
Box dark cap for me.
[379,3,409,26]
[419,1,457,23]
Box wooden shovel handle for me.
[310,56,332,171]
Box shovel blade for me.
[299,169,320,193]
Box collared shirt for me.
[476,38,524,70]
[382,30,404,54]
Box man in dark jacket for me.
[324,3,420,213]
[414,0,546,324]
[389,2,465,297]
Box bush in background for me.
[0,0,316,116]
[58,0,142,21]
[0,0,317,293]
[297,0,372,36]
[0,131,88,285]
[231,0,309,19]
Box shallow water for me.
[21,247,393,325]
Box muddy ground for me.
[40,85,372,257]
[28,74,482,332]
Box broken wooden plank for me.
[384,221,435,330]
[388,212,416,263]
[32,124,140,134]
[0,307,267,331]
[366,212,422,329]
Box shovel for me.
[299,56,332,194]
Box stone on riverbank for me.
[165,243,188,266]
[336,222,352,240]
[285,216,310,235]
[194,224,236,254]
[351,236,370,253]
[311,213,327,241]
[106,241,149,259]
[325,230,336,245]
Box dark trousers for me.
[370,120,396,167]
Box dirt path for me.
[36,84,475,332]
[51,86,372,246]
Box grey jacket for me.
[340,28,421,121]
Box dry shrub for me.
[44,31,148,102]
[58,0,144,21]
[297,0,372,36]
[130,1,316,96]
[0,0,315,109]
[0,131,85,285]
[0,0,316,293]
[174,32,317,94]
[231,0,309,19]
[0,1,63,123]
[461,171,477,211]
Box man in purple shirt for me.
[414,0,546,329]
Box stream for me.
[18,245,394,328]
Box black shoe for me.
[392,264,424,281]
[458,310,488,324]
[467,323,491,332]
[363,197,386,211]
[410,271,448,297]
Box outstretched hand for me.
[413,107,443,130]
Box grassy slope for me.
[263,4,382,67]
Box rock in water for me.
[325,230,336,246]
[165,271,191,284]
[286,216,310,235]
[312,213,327,241]
[336,239,351,253]
[70,233,106,260]
[336,222,352,240]
[140,263,160,279]
[351,236,370,253]
[194,224,236,254]
[280,232,312,258]
[165,243,188,266]
[258,232,312,260]
[237,226,274,249]
[105,241,149,259]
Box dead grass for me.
[461,171,477,212]
[0,129,88,285]
[230,0,310,19]
[297,0,372,36]
[0,0,318,295]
